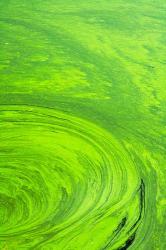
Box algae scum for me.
[0,0,166,249]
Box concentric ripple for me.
[0,105,145,249]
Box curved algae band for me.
[0,105,145,249]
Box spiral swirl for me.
[0,105,146,249]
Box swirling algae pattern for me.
[0,0,166,250]
[0,105,146,250]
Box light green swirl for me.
[0,105,145,249]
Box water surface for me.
[0,0,165,249]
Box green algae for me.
[0,0,166,249]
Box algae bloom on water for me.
[0,0,165,249]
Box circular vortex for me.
[0,105,145,250]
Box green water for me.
[0,0,165,249]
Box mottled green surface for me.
[0,0,166,249]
